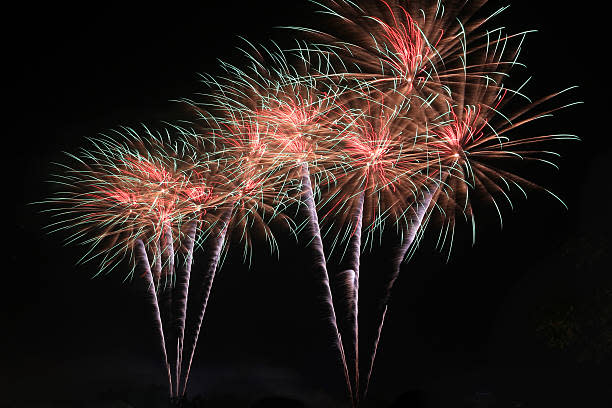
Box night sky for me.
[4,1,610,407]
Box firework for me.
[312,90,433,403]
[40,0,579,405]
[180,44,365,398]
[169,104,304,395]
[293,1,579,403]
[360,32,578,408]
[42,126,226,397]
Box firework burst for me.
[43,127,220,276]
[424,81,580,257]
[42,126,227,397]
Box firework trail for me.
[172,220,197,396]
[299,162,354,404]
[158,224,176,397]
[362,187,433,399]
[134,239,173,397]
[180,207,232,396]
[337,189,364,404]
[174,154,295,397]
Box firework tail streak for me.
[171,220,197,396]
[299,162,355,405]
[134,239,173,398]
[362,187,435,400]
[340,190,365,405]
[180,207,233,397]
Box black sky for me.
[4,1,610,407]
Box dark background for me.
[4,1,610,407]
